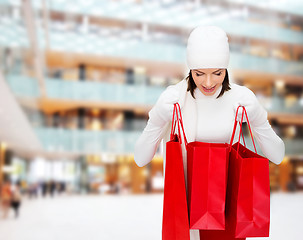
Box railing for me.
[35,127,141,154]
[35,127,303,156]
[5,74,303,115]
[46,78,163,105]
[6,74,163,105]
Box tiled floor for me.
[0,192,302,240]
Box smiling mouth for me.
[202,85,216,92]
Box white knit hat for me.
[186,25,230,69]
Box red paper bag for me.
[228,106,270,238]
[174,103,229,230]
[187,141,229,230]
[198,147,246,240]
[162,104,190,240]
[198,106,250,240]
[198,155,246,240]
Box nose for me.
[204,75,213,88]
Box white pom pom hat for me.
[186,25,230,69]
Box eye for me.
[195,72,222,76]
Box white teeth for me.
[204,86,215,90]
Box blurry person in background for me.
[1,180,12,219]
[11,181,22,218]
[49,180,56,197]
[28,182,39,199]
[41,181,48,197]
[57,181,66,195]
[33,182,39,198]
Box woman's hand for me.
[233,90,268,127]
[148,86,180,127]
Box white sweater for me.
[134,79,285,240]
[135,79,284,167]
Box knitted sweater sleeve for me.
[134,81,183,167]
[134,115,170,167]
[251,119,285,165]
[241,87,285,165]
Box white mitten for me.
[233,90,268,127]
[148,85,180,127]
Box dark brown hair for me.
[186,69,231,99]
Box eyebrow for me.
[195,69,223,73]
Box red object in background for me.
[162,104,190,240]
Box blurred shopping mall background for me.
[0,0,302,239]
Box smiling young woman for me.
[134,25,285,240]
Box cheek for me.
[192,75,202,86]
[214,74,225,84]
[217,76,225,83]
[193,76,205,86]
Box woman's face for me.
[191,68,226,96]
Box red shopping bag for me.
[187,141,229,230]
[173,103,229,230]
[228,106,270,238]
[162,104,190,240]
[198,169,246,240]
[198,107,250,240]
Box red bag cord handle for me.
[230,105,241,146]
[229,105,257,154]
[170,104,183,144]
[236,106,246,156]
[229,106,245,149]
[175,103,188,146]
[242,107,257,153]
[170,104,177,139]
[170,103,188,147]
[239,108,246,146]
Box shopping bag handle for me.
[170,104,182,143]
[170,103,188,147]
[229,106,257,155]
[175,103,188,146]
[229,105,245,147]
[230,106,246,147]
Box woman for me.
[134,25,285,240]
